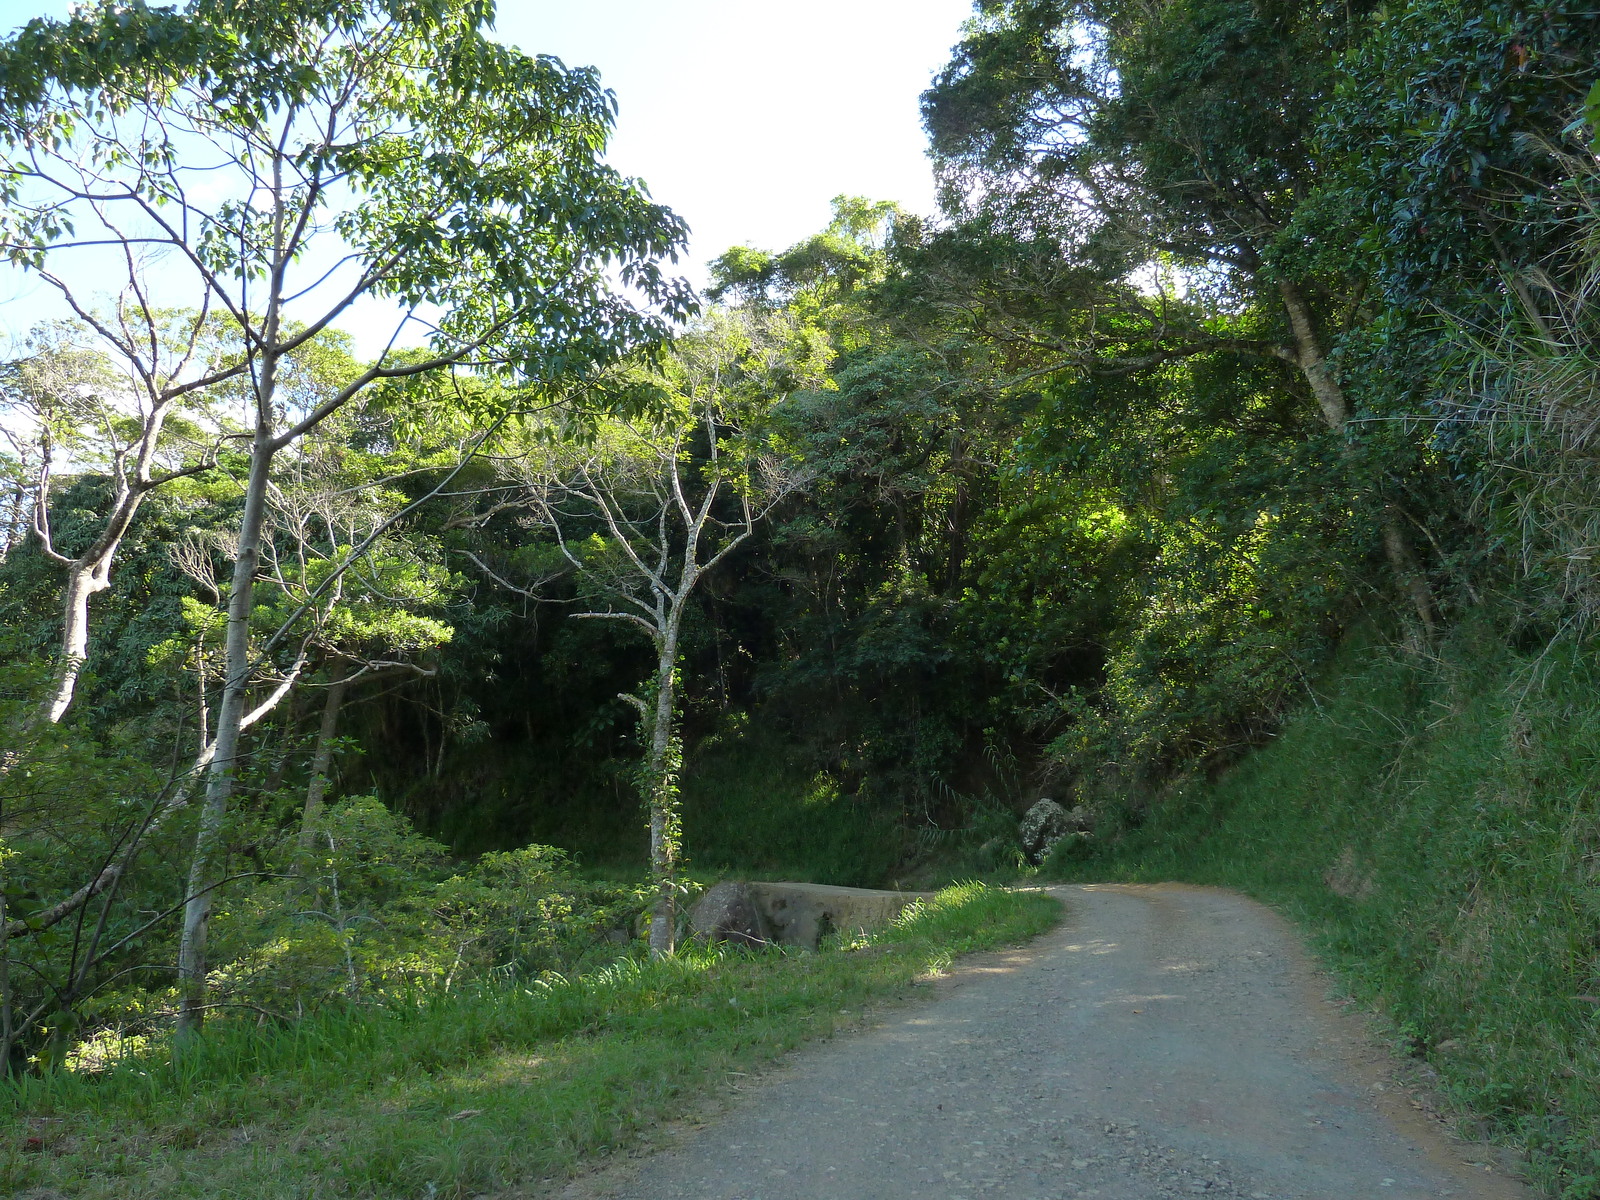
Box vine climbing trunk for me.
[644,622,684,957]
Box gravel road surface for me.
[551,884,1534,1200]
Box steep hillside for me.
[1049,624,1600,1197]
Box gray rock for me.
[1018,798,1070,861]
[749,882,935,950]
[1019,798,1090,863]
[691,881,939,950]
[688,881,772,947]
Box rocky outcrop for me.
[1019,799,1091,863]
[690,882,935,950]
[688,881,773,947]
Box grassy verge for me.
[1047,625,1600,1198]
[1,883,1058,1200]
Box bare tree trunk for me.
[43,563,106,725]
[1382,508,1438,637]
[31,401,174,729]
[1279,280,1351,430]
[194,635,209,755]
[299,675,349,851]
[39,525,151,727]
[528,351,779,958]
[1,466,29,562]
[1279,280,1438,634]
[176,379,278,1037]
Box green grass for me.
[0,883,1058,1200]
[1047,624,1600,1198]
[680,727,903,886]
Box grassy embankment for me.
[0,883,1057,1200]
[1047,624,1600,1198]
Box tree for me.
[0,318,224,727]
[920,0,1440,630]
[157,404,462,850]
[489,311,812,953]
[258,431,460,847]
[0,0,692,1031]
[1314,1,1600,625]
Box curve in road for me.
[549,883,1534,1200]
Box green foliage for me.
[926,0,1368,297]
[4,8,1600,1172]
[1427,145,1600,629]
[1049,621,1600,1196]
[0,0,695,367]
[191,798,649,1019]
[433,845,644,978]
[678,725,902,886]
[0,884,1056,1199]
[709,194,902,327]
[0,646,185,1066]
[1315,0,1598,307]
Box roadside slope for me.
[1053,629,1600,1196]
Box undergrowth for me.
[0,882,1057,1199]
[1047,622,1600,1198]
[679,726,902,886]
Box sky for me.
[0,0,977,356]
[488,2,975,277]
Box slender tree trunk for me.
[4,636,307,946]
[642,576,696,957]
[194,635,209,755]
[1,471,28,562]
[646,621,682,957]
[33,401,172,728]
[174,142,296,1036]
[176,374,279,1037]
[299,676,349,852]
[1279,280,1351,431]
[1382,508,1438,637]
[1279,280,1438,633]
[263,690,301,795]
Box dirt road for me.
[553,884,1534,1200]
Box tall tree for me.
[0,0,692,1030]
[921,0,1439,629]
[488,311,812,953]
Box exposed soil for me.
[539,884,1536,1200]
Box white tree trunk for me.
[33,399,173,728]
[176,367,279,1035]
[43,561,108,725]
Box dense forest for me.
[2,0,1600,1189]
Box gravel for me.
[545,884,1534,1200]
